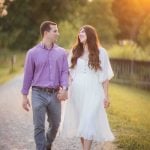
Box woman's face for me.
[78,28,87,44]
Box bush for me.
[108,42,150,61]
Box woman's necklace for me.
[81,48,89,61]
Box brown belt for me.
[32,86,59,93]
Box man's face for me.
[46,25,59,42]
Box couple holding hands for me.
[21,20,114,150]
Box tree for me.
[81,0,119,45]
[112,0,150,42]
[138,14,150,47]
[0,0,87,50]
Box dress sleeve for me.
[99,48,114,82]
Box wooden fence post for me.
[10,54,16,72]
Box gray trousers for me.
[32,88,61,150]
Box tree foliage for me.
[112,0,150,43]
[0,0,87,50]
[1,0,150,50]
[138,14,150,47]
[81,0,119,45]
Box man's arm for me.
[60,52,69,88]
[21,50,35,111]
[58,52,69,101]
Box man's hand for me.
[57,88,68,101]
[22,95,30,111]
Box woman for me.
[61,25,115,150]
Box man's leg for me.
[32,89,47,150]
[46,92,61,148]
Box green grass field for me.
[108,83,150,150]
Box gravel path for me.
[0,75,117,150]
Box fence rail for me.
[110,58,150,90]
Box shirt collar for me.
[39,42,57,50]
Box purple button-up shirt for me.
[21,43,69,95]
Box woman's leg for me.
[83,139,92,150]
[80,137,84,149]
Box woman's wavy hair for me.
[70,25,101,71]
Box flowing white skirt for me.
[60,72,115,142]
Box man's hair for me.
[40,21,57,37]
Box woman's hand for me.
[104,98,110,108]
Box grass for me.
[107,83,150,150]
[0,50,25,84]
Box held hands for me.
[104,98,110,108]
[22,95,30,111]
[57,87,68,101]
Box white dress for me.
[61,48,115,142]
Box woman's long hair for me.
[70,25,101,71]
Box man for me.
[21,21,68,150]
